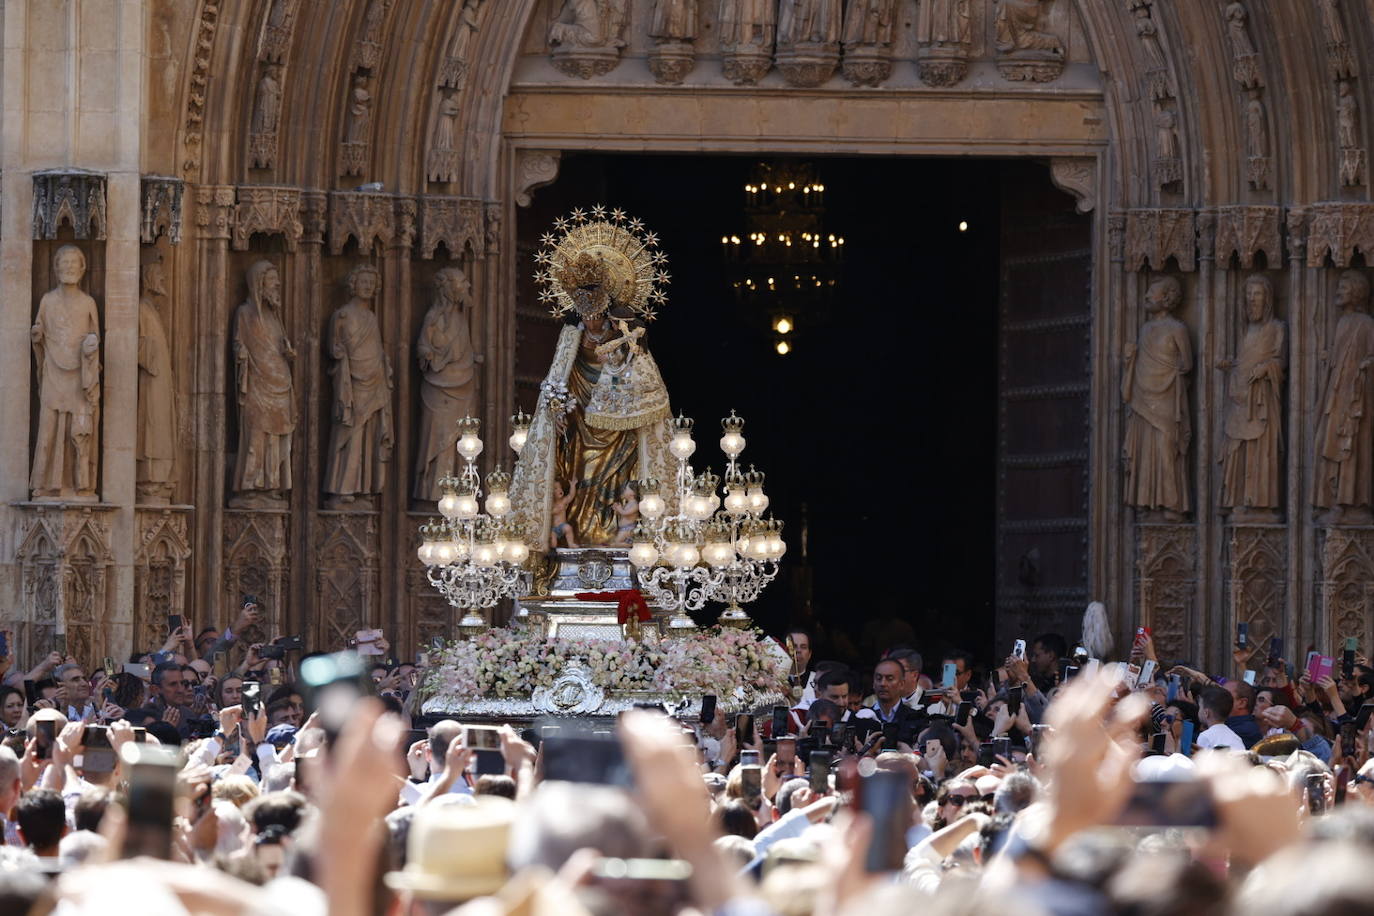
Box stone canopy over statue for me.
[509,208,676,547]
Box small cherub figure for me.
[610,481,641,546]
[595,317,646,368]
[550,479,579,548]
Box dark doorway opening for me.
[518,155,1077,667]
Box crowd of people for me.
[2,610,1374,915]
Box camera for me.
[259,644,286,660]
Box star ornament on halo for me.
[591,204,607,219]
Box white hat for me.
[384,796,516,901]
[1133,753,1196,782]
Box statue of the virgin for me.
[510,208,677,546]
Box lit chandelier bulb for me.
[629,540,659,568]
[485,492,511,517]
[505,540,530,565]
[640,493,666,519]
[454,492,480,519]
[724,489,749,515]
[746,487,769,514]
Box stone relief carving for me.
[515,150,562,208]
[994,0,1064,83]
[1153,107,1182,190]
[1123,276,1192,519]
[249,64,284,170]
[414,268,479,502]
[719,0,777,86]
[1318,0,1356,82]
[328,191,400,256]
[484,201,502,257]
[1228,525,1284,672]
[233,186,303,252]
[841,0,896,87]
[419,197,485,260]
[1338,81,1366,188]
[427,91,462,184]
[31,246,101,501]
[17,506,114,666]
[549,0,631,79]
[1306,203,1374,267]
[1130,2,1174,101]
[649,0,700,85]
[137,260,178,504]
[341,74,374,177]
[1219,275,1285,518]
[1214,206,1282,269]
[1049,158,1096,214]
[316,515,380,650]
[222,511,289,656]
[352,0,395,72]
[134,509,191,650]
[140,176,184,245]
[261,0,301,63]
[182,1,222,175]
[231,261,296,508]
[439,0,483,88]
[324,266,393,508]
[1320,529,1374,650]
[1245,91,1271,190]
[775,0,843,87]
[1136,523,1195,662]
[33,171,107,240]
[915,0,970,87]
[1315,270,1374,525]
[1125,209,1197,273]
[1224,2,1262,89]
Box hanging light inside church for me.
[773,315,793,335]
[958,220,970,232]
[719,411,747,460]
[775,339,792,355]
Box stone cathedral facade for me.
[1,0,1372,670]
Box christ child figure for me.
[550,479,580,548]
[610,481,642,546]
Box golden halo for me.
[534,205,669,322]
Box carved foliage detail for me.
[233,187,303,251]
[183,1,222,175]
[16,507,115,665]
[141,177,185,245]
[33,171,107,240]
[1049,158,1095,214]
[196,186,237,240]
[1306,203,1374,268]
[419,197,485,260]
[328,192,407,256]
[135,510,192,658]
[1214,206,1282,269]
[1125,209,1197,273]
[223,511,289,655]
[1228,526,1285,670]
[1320,528,1374,651]
[1136,524,1196,662]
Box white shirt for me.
[1196,722,1245,751]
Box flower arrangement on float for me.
[421,623,789,707]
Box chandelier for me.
[417,416,533,630]
[720,161,845,355]
[630,411,786,628]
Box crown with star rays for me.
[533,205,670,323]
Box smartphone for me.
[1236,622,1249,650]
[242,594,258,609]
[166,614,183,634]
[699,694,717,725]
[734,714,755,748]
[541,731,632,787]
[1179,720,1196,757]
[881,723,898,750]
[1166,674,1180,703]
[1267,637,1284,668]
[1150,732,1167,754]
[472,749,505,776]
[1344,638,1358,679]
[83,725,117,773]
[941,662,958,690]
[1341,721,1358,758]
[1007,686,1023,718]
[860,770,912,872]
[123,663,152,680]
[1012,639,1027,660]
[809,750,831,795]
[1114,779,1217,828]
[1243,669,1257,686]
[35,719,55,760]
[739,749,761,767]
[1307,772,1327,815]
[1356,702,1374,733]
[122,744,180,859]
[993,736,1011,761]
[776,737,797,767]
[978,742,996,768]
[23,680,38,706]
[1062,664,1080,682]
[956,701,973,727]
[740,764,763,807]
[1139,660,1158,687]
[0,631,9,659]
[241,681,262,719]
[771,705,789,739]
[1336,766,1351,806]
[1030,723,1052,757]
[465,725,501,750]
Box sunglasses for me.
[944,794,974,807]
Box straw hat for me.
[385,796,516,901]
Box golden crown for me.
[639,477,662,496]
[721,410,745,435]
[743,467,766,489]
[669,412,695,435]
[534,205,669,322]
[693,470,721,496]
[485,465,511,493]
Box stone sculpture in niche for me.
[1122,276,1192,520]
[841,0,896,87]
[1315,271,1374,525]
[414,268,479,502]
[915,0,970,87]
[439,0,482,88]
[231,260,296,508]
[775,0,843,87]
[1153,107,1182,189]
[346,74,372,145]
[648,0,699,85]
[1219,274,1285,519]
[1337,81,1366,188]
[718,0,777,86]
[324,265,393,507]
[426,91,461,184]
[994,0,1064,82]
[1245,91,1270,190]
[249,64,282,169]
[137,259,177,503]
[1224,2,1261,89]
[548,0,630,79]
[30,245,101,500]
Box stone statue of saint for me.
[361,0,389,44]
[650,0,699,41]
[231,260,296,506]
[1225,2,1255,58]
[994,0,1062,54]
[434,92,459,151]
[1219,275,1285,517]
[917,0,970,46]
[1319,0,1347,46]
[324,265,393,506]
[550,0,628,49]
[777,0,842,46]
[251,65,282,136]
[414,268,478,502]
[1246,93,1268,159]
[1338,81,1359,149]
[718,0,777,50]
[346,75,372,144]
[1122,276,1193,519]
[1156,108,1180,159]
[137,260,177,503]
[30,245,101,500]
[843,0,896,46]
[1316,270,1374,524]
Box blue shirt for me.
[1226,714,1264,749]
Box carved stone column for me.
[297,191,327,644]
[191,185,236,631]
[1285,208,1314,651]
[380,197,415,649]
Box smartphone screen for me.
[1268,637,1284,668]
[809,750,830,795]
[1179,720,1196,757]
[739,749,761,767]
[0,631,8,659]
[1150,732,1167,754]
[956,701,973,727]
[35,719,55,760]
[166,615,183,634]
[1030,723,1051,757]
[861,770,912,872]
[941,662,958,690]
[1336,766,1351,806]
[1358,702,1374,733]
[699,694,717,725]
[740,765,762,807]
[1236,622,1249,649]
[776,737,797,766]
[771,705,789,739]
[881,723,898,750]
[978,742,996,768]
[1307,773,1327,815]
[1012,639,1027,660]
[241,681,262,718]
[1166,675,1180,703]
[1007,686,1023,718]
[734,714,754,748]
